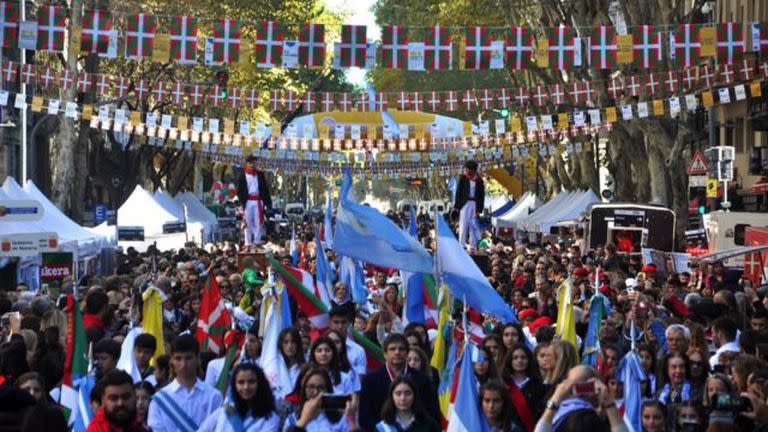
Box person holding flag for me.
[147,335,223,432]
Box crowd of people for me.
[1,207,768,432]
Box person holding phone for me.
[283,366,359,432]
[376,376,439,432]
[198,363,279,432]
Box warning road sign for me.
[707,178,719,198]
[687,150,709,175]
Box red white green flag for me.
[60,294,88,424]
[125,13,156,59]
[76,72,93,93]
[464,26,491,70]
[19,63,34,85]
[757,22,768,57]
[716,22,745,64]
[0,2,18,48]
[671,24,703,69]
[505,27,533,70]
[339,25,367,68]
[546,26,580,70]
[631,25,663,69]
[298,23,324,67]
[195,275,232,354]
[382,25,408,69]
[212,19,242,64]
[425,25,451,70]
[37,5,66,52]
[170,15,198,64]
[81,9,112,54]
[590,25,617,69]
[256,20,285,68]
[273,260,329,330]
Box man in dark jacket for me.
[359,334,439,431]
[453,160,485,250]
[236,155,272,250]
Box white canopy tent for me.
[519,190,599,233]
[118,185,181,237]
[494,192,542,229]
[153,190,211,243]
[22,179,111,256]
[1,178,89,254]
[175,192,218,226]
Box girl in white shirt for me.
[198,363,280,432]
[307,336,360,395]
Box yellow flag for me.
[535,38,549,67]
[699,27,716,57]
[81,104,93,121]
[557,112,569,129]
[616,35,633,64]
[141,286,166,364]
[702,91,714,109]
[30,96,43,113]
[556,279,578,349]
[751,81,762,97]
[430,283,450,374]
[605,107,617,123]
[652,99,665,116]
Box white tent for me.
[486,195,512,213]
[1,178,86,254]
[519,190,599,233]
[153,190,211,243]
[494,192,542,229]
[175,192,218,226]
[22,179,110,256]
[118,185,181,237]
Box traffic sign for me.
[687,150,709,175]
[689,175,707,188]
[706,178,719,198]
[0,200,44,222]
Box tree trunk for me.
[51,0,82,213]
[577,140,600,193]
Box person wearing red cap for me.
[519,308,539,326]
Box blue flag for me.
[314,227,334,307]
[435,214,517,323]
[340,256,367,304]
[290,225,299,267]
[618,337,646,432]
[334,169,433,273]
[402,206,427,325]
[446,343,489,432]
[324,192,334,249]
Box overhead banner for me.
[0,232,58,257]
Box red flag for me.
[195,275,232,354]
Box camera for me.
[712,393,750,412]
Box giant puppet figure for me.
[236,155,272,249]
[453,160,485,249]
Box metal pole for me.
[19,0,26,183]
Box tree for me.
[372,0,710,246]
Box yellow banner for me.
[271,122,281,138]
[30,96,43,113]
[751,81,762,97]
[511,116,522,133]
[535,38,549,68]
[224,119,235,135]
[616,35,634,64]
[558,112,569,129]
[652,99,664,116]
[699,27,716,57]
[153,34,171,63]
[605,107,617,123]
[177,116,188,130]
[81,104,93,120]
[702,91,714,108]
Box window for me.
[735,224,751,245]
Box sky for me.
[325,0,379,86]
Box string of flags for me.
[7,58,767,113]
[0,77,760,175]
[2,4,768,71]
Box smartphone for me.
[321,394,350,412]
[680,422,699,432]
[712,393,750,412]
[572,381,596,395]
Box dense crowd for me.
[1,212,767,432]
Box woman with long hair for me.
[16,372,45,402]
[134,381,155,430]
[545,340,579,387]
[686,347,709,400]
[482,334,504,367]
[498,323,525,352]
[198,363,279,431]
[657,353,699,406]
[473,345,500,386]
[480,379,515,432]
[534,343,553,382]
[406,347,439,392]
[325,330,353,374]
[283,366,359,431]
[307,336,359,395]
[499,344,546,432]
[383,285,402,317]
[278,328,305,387]
[637,344,657,397]
[641,400,667,432]
[376,376,439,432]
[703,374,736,408]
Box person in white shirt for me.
[306,336,360,396]
[453,160,485,250]
[198,363,279,432]
[709,317,740,369]
[328,306,367,377]
[148,335,223,432]
[236,155,272,249]
[282,366,360,432]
